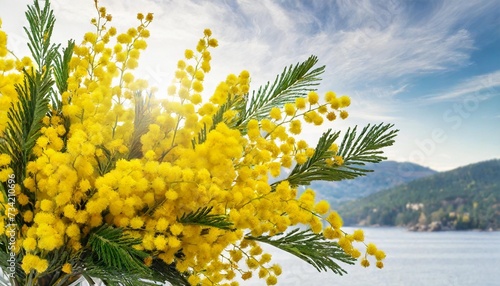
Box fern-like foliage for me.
[128,91,153,159]
[192,94,247,146]
[23,0,59,70]
[191,123,208,148]
[274,123,398,188]
[51,40,74,111]
[84,255,190,286]
[338,123,398,166]
[52,40,74,94]
[149,258,191,286]
[279,129,341,187]
[214,94,247,129]
[178,206,234,230]
[236,55,324,131]
[86,224,150,274]
[0,0,60,177]
[49,40,74,152]
[94,145,121,178]
[247,228,355,275]
[35,246,74,286]
[1,69,53,178]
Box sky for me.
[1,0,499,171]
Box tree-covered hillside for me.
[338,159,500,230]
[312,161,436,205]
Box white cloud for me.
[422,70,500,103]
[1,0,489,92]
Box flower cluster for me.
[0,1,393,286]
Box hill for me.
[311,161,437,206]
[338,159,500,231]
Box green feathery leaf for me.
[216,94,248,129]
[247,228,355,275]
[0,0,61,180]
[191,123,208,148]
[53,40,74,94]
[51,39,74,111]
[178,206,234,230]
[86,224,150,274]
[273,123,398,188]
[84,256,190,286]
[192,93,247,146]
[338,123,398,166]
[237,55,324,131]
[280,129,341,187]
[149,258,191,286]
[24,0,59,70]
[0,70,53,177]
[129,91,153,159]
[36,246,74,286]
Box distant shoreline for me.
[344,224,499,232]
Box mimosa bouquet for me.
[0,1,395,285]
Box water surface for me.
[249,227,500,286]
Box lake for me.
[247,227,500,286]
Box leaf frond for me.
[273,123,398,188]
[247,228,355,275]
[0,0,61,178]
[0,69,53,176]
[338,123,398,166]
[86,224,150,273]
[51,39,75,111]
[128,91,153,159]
[149,258,191,286]
[282,129,340,187]
[24,0,59,70]
[192,93,246,146]
[178,207,233,230]
[238,55,324,130]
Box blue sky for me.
[2,0,499,171]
